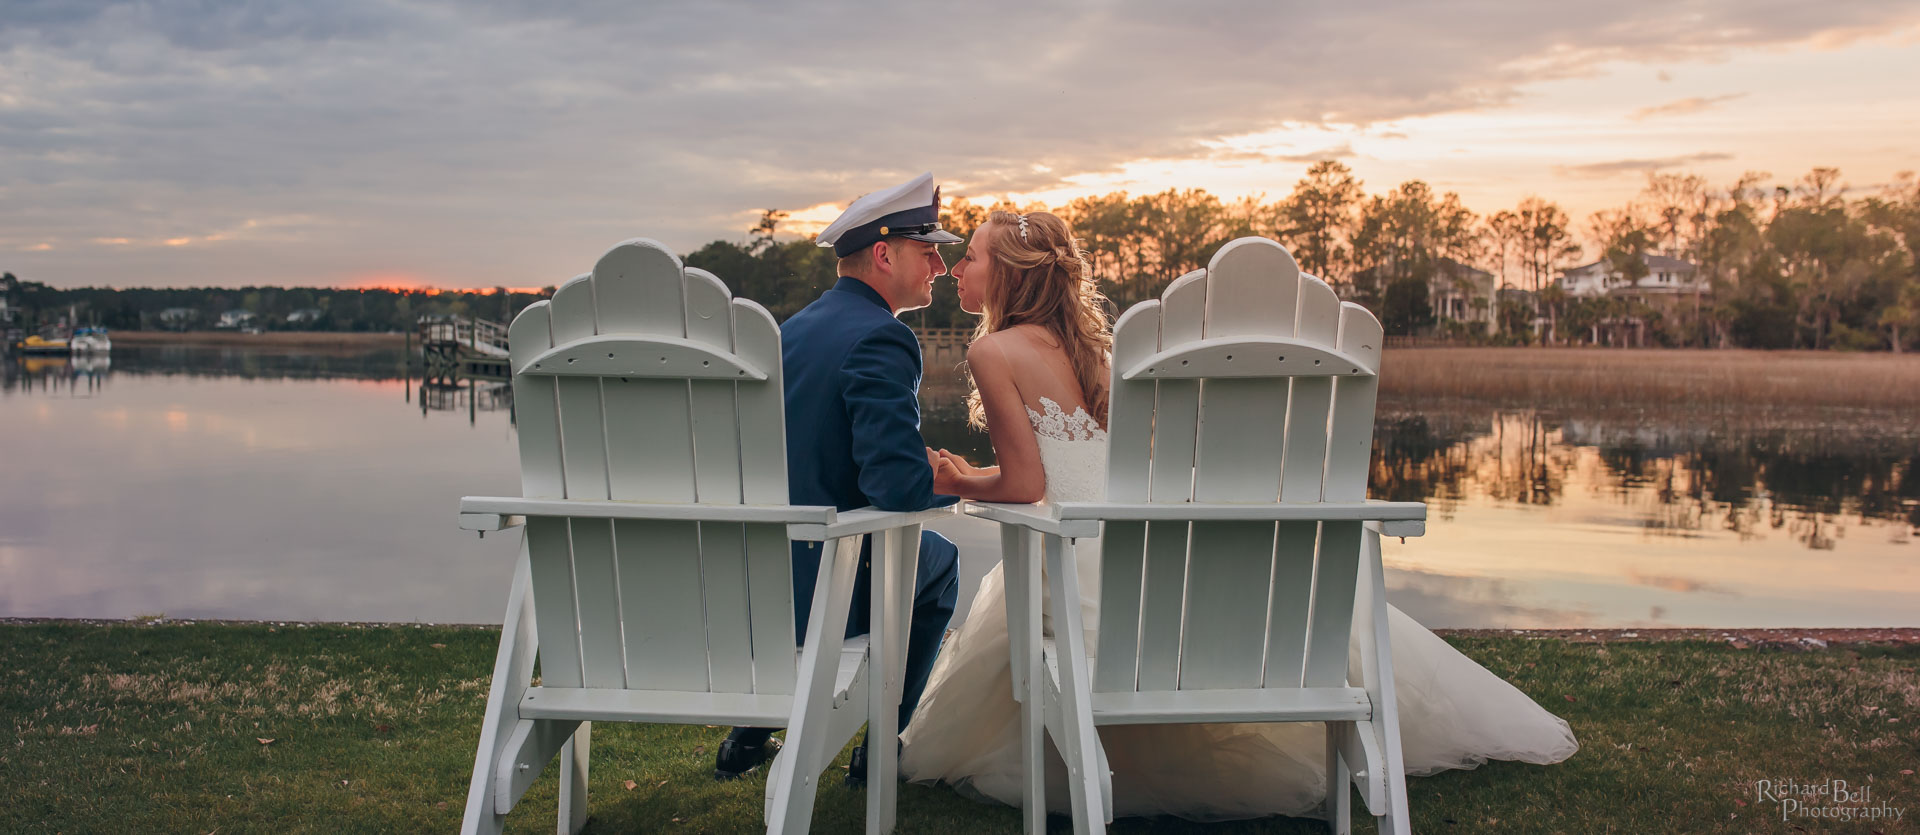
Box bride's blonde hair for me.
[966,210,1114,430]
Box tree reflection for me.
[1369,407,1919,549]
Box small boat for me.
[70,327,112,354]
[16,334,70,355]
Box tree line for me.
[8,163,1917,351]
[686,163,1920,351]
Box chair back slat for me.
[1264,275,1343,688]
[1278,277,1342,503]
[525,516,585,688]
[1089,237,1388,697]
[1131,271,1205,692]
[1135,521,1190,691]
[733,300,797,695]
[508,303,564,499]
[681,268,755,693]
[1194,239,1296,502]
[616,519,710,690]
[1262,521,1318,687]
[1302,521,1363,686]
[569,519,627,689]
[1146,271,1205,503]
[508,304,585,688]
[502,240,797,697]
[1298,302,1383,687]
[1093,301,1159,692]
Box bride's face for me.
[953,222,995,316]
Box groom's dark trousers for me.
[779,276,960,732]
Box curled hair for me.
[965,210,1114,429]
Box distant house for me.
[1558,253,1703,298]
[158,307,197,329]
[217,309,257,329]
[286,308,324,325]
[1352,256,1497,333]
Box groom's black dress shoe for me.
[843,738,904,788]
[713,734,780,781]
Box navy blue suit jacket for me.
[783,277,957,514]
[782,277,957,626]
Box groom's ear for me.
[870,240,894,274]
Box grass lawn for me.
[4,622,1916,833]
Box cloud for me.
[1629,93,1748,120]
[1555,152,1736,178]
[3,0,1919,287]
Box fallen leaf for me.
[1563,695,1577,702]
[672,817,682,823]
[435,801,448,809]
[256,738,275,746]
[622,779,637,791]
[374,724,393,734]
[340,780,349,787]
[1734,799,1747,807]
[431,643,447,650]
[1901,769,1914,775]
[693,746,706,755]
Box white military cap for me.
[815,171,964,257]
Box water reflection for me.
[0,346,1914,627]
[1371,409,1920,546]
[1,354,113,396]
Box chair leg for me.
[1043,535,1107,833]
[1002,525,1031,705]
[1359,528,1412,835]
[558,722,590,835]
[866,526,918,834]
[463,551,538,835]
[1324,722,1351,835]
[768,536,862,835]
[1011,530,1046,834]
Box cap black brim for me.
[901,229,964,245]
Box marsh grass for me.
[4,623,1916,833]
[1379,348,1920,421]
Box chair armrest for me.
[1367,519,1428,538]
[1054,500,1425,525]
[966,500,1428,539]
[459,512,525,532]
[786,505,957,542]
[963,502,1103,539]
[457,496,837,529]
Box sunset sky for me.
[4,1,1919,290]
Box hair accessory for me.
[1016,213,1031,241]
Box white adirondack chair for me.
[456,239,952,835]
[966,237,1427,835]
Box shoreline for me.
[7,617,1915,645]
[108,330,408,349]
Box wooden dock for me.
[418,315,511,382]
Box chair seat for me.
[520,637,869,726]
[1043,640,1371,725]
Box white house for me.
[158,307,197,328]
[1559,253,1703,297]
[217,309,257,329]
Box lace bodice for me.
[1023,397,1109,504]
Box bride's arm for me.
[934,337,1046,503]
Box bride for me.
[899,210,1579,820]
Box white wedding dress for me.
[900,398,1579,821]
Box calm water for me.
[3,347,1915,628]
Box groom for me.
[716,172,964,785]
